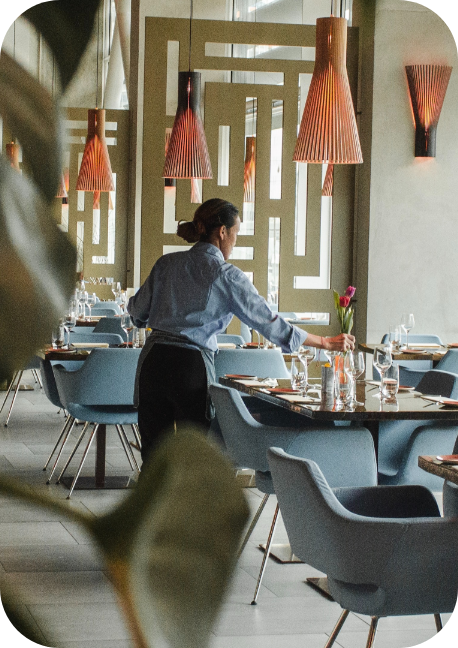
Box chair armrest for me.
[333,485,440,519]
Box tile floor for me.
[0,373,453,647]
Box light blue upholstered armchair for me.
[268,448,458,648]
[209,384,376,605]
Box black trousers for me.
[138,343,210,462]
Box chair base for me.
[258,543,303,564]
[60,475,137,491]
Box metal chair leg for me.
[120,425,140,471]
[238,493,270,559]
[365,617,379,648]
[67,424,98,498]
[115,424,136,471]
[44,415,73,469]
[56,421,90,483]
[434,613,442,632]
[323,610,350,648]
[132,423,141,448]
[251,502,279,605]
[5,371,23,426]
[0,371,19,414]
[35,370,43,389]
[46,417,77,483]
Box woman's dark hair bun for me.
[177,220,200,243]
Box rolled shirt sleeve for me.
[217,265,308,353]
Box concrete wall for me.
[366,0,458,343]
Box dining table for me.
[220,374,458,596]
[358,342,447,364]
[418,455,458,486]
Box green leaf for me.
[93,428,250,648]
[333,290,340,310]
[0,53,62,202]
[0,157,76,381]
[23,0,101,91]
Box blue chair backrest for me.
[381,333,444,345]
[217,334,245,346]
[416,369,458,399]
[436,350,458,373]
[214,348,290,380]
[69,332,123,346]
[93,317,127,341]
[91,308,120,317]
[53,348,141,406]
[92,301,122,315]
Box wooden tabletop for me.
[359,342,447,362]
[418,455,458,486]
[219,377,458,422]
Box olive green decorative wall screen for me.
[142,18,358,336]
[58,108,130,290]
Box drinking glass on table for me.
[388,324,402,351]
[298,346,317,393]
[334,362,352,408]
[382,363,399,401]
[121,313,133,345]
[112,281,121,299]
[344,351,365,406]
[79,291,88,320]
[401,313,415,349]
[373,344,392,396]
[86,293,97,319]
[63,311,76,347]
[290,358,307,393]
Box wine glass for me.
[373,345,392,395]
[344,351,365,406]
[112,281,122,300]
[79,290,88,320]
[298,346,317,393]
[86,293,97,319]
[121,313,133,346]
[63,311,76,348]
[290,358,306,393]
[400,313,415,349]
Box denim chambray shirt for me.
[127,242,307,353]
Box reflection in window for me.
[270,100,283,200]
[76,222,84,273]
[241,97,256,236]
[93,175,117,264]
[267,217,280,305]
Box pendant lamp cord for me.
[96,6,100,108]
[188,0,193,71]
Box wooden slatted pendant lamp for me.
[6,141,20,171]
[76,10,115,201]
[293,3,362,196]
[163,0,212,180]
[405,64,452,157]
[76,108,115,194]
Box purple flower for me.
[344,286,356,299]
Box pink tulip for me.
[339,296,351,308]
[344,286,356,298]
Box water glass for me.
[373,344,392,392]
[382,364,399,400]
[389,324,401,351]
[334,363,353,408]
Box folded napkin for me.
[70,342,109,348]
[276,394,320,404]
[233,379,273,387]
[217,343,237,349]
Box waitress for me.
[128,198,354,461]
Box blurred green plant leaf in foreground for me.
[0,154,76,383]
[0,429,250,648]
[23,0,101,92]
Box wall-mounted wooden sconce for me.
[405,64,452,157]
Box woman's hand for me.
[323,333,355,352]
